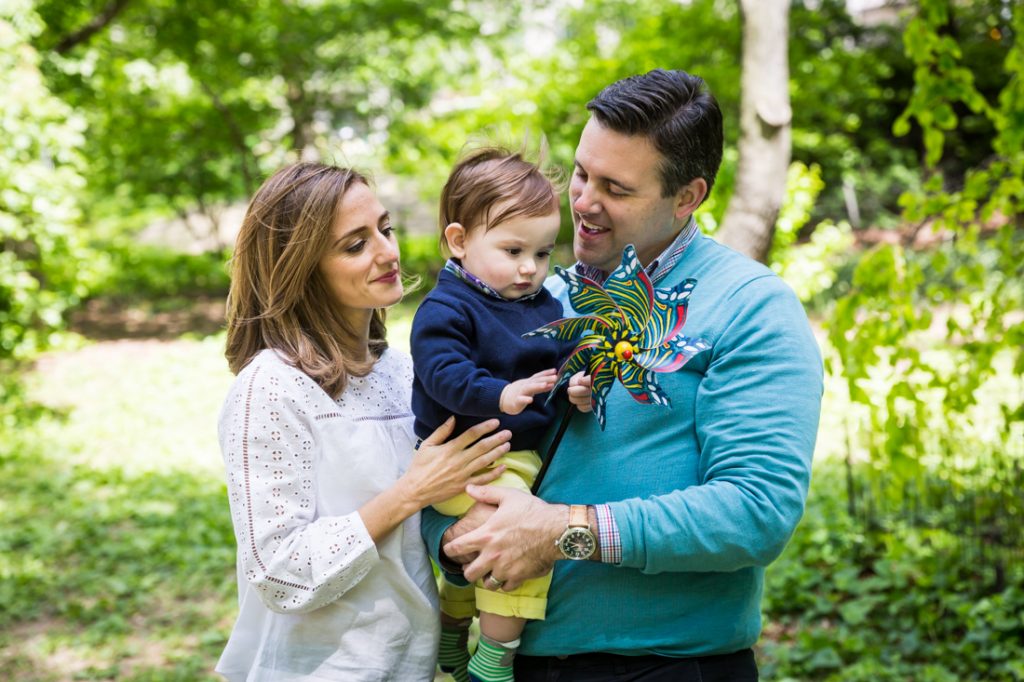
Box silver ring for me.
[485,574,505,590]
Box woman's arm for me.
[219,360,510,615]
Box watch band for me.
[568,504,589,529]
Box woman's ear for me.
[444,223,468,258]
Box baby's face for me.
[460,208,560,300]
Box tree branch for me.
[54,0,132,55]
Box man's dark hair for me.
[586,68,724,201]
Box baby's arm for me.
[499,369,557,415]
[411,301,558,430]
[412,300,508,418]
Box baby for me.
[411,147,567,682]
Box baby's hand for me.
[567,372,593,413]
[499,369,558,415]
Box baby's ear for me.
[444,223,467,258]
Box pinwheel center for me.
[614,340,635,362]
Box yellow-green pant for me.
[433,449,552,621]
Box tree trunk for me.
[717,0,792,263]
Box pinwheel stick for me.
[531,396,577,495]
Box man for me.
[422,68,823,681]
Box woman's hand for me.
[401,417,512,509]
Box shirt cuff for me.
[594,504,622,565]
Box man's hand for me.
[443,485,566,591]
[499,369,558,415]
[440,500,497,565]
[567,372,593,413]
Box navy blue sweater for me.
[411,269,568,450]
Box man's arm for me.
[610,276,822,573]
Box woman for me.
[216,163,512,681]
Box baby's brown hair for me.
[438,147,562,253]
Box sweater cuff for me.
[475,378,508,415]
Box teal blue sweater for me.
[421,232,823,657]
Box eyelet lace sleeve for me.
[219,354,379,614]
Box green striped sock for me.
[467,636,518,682]
[438,623,470,682]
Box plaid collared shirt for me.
[443,258,546,302]
[577,216,700,564]
[573,216,699,286]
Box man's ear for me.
[443,222,468,258]
[674,178,708,221]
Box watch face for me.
[560,528,596,560]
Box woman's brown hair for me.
[225,162,387,397]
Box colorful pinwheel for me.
[525,244,711,429]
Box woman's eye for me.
[380,224,394,237]
[345,240,366,254]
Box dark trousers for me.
[514,648,758,682]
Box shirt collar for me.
[443,259,545,302]
[573,216,699,286]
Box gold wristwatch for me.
[555,504,597,560]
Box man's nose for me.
[572,182,598,216]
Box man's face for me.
[570,117,690,273]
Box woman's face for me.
[317,182,402,327]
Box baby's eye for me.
[537,251,551,259]
[506,248,522,256]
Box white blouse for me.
[215,348,439,682]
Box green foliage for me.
[0,5,91,366]
[88,243,231,301]
[32,0,510,222]
[770,162,855,307]
[761,468,1024,681]
[825,0,1024,610]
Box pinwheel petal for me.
[524,315,609,342]
[643,279,697,348]
[589,355,616,430]
[617,362,672,407]
[633,335,712,373]
[547,335,604,400]
[603,245,654,336]
[556,266,626,325]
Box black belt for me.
[516,647,757,676]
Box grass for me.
[1,335,236,681]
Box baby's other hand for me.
[567,372,592,413]
[499,368,557,415]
